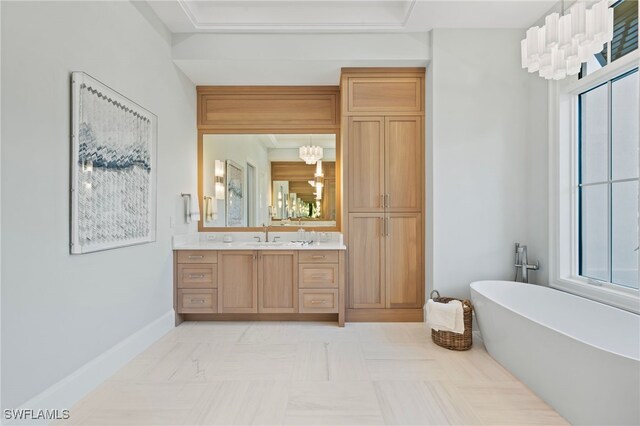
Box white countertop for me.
[173,241,346,250]
[172,232,346,251]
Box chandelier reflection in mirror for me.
[521,0,614,80]
[299,145,323,164]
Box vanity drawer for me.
[177,250,217,264]
[299,264,339,288]
[177,264,217,288]
[177,289,217,313]
[299,289,338,313]
[298,250,339,264]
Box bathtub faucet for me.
[514,243,539,283]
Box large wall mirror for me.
[200,133,339,230]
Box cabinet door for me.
[348,117,385,212]
[386,213,423,308]
[348,213,385,308]
[385,116,423,212]
[258,251,298,313]
[347,77,423,114]
[218,251,258,313]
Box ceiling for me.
[208,134,336,149]
[261,134,337,149]
[147,0,558,33]
[146,0,559,85]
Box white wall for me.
[524,44,550,286]
[172,32,431,85]
[428,29,548,300]
[1,1,197,410]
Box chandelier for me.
[299,145,323,164]
[521,0,614,80]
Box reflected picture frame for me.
[225,160,244,227]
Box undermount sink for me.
[240,241,285,247]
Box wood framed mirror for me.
[196,86,342,232]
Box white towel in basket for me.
[426,299,464,334]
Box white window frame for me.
[549,50,640,313]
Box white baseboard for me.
[10,310,174,425]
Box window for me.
[581,0,638,77]
[552,3,639,312]
[578,68,639,289]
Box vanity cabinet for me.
[175,251,218,314]
[299,289,339,313]
[218,251,258,313]
[347,116,385,212]
[385,116,423,212]
[297,250,340,314]
[347,213,423,311]
[258,251,298,313]
[386,213,423,308]
[345,76,423,114]
[348,213,386,308]
[174,248,345,326]
[177,289,217,314]
[347,115,422,212]
[299,263,339,289]
[342,68,425,322]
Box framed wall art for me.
[225,160,245,227]
[70,72,157,254]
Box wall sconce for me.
[181,193,200,224]
[204,195,216,221]
[315,160,323,178]
[314,160,324,200]
[214,160,225,200]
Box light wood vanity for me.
[174,247,346,326]
[177,67,425,327]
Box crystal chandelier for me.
[521,0,614,80]
[299,145,323,164]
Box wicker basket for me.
[429,290,473,351]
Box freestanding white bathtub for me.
[470,280,640,426]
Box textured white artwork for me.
[226,160,245,227]
[71,72,157,254]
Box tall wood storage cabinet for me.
[342,68,425,322]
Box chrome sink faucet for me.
[262,223,269,243]
[514,243,539,283]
